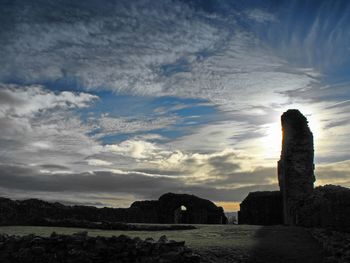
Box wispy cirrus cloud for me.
[0,0,321,110]
[96,115,178,137]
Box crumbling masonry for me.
[239,109,350,232]
[278,109,315,225]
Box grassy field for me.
[0,224,258,248]
[0,224,324,263]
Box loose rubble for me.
[0,232,200,263]
[309,228,350,263]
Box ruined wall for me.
[238,109,350,231]
[0,197,131,225]
[296,185,350,232]
[278,109,315,225]
[0,193,227,226]
[157,193,227,224]
[238,191,282,225]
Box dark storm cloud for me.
[39,164,70,171]
[134,169,183,176]
[0,164,277,202]
[0,164,178,194]
[209,167,276,186]
[207,154,241,172]
[315,161,350,181]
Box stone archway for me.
[174,205,189,223]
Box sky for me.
[0,0,350,211]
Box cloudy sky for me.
[0,0,350,211]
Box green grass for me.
[0,225,325,262]
[0,224,260,250]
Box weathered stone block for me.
[238,191,282,225]
[278,109,315,225]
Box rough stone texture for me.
[238,109,350,233]
[0,232,200,263]
[278,109,315,225]
[157,193,227,224]
[238,191,282,225]
[0,193,226,226]
[309,228,350,263]
[296,185,350,232]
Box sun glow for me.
[261,105,322,159]
[261,122,282,159]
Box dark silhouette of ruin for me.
[238,191,282,225]
[0,193,227,226]
[239,109,350,232]
[278,109,315,225]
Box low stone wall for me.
[309,228,350,263]
[238,191,283,225]
[296,185,350,232]
[0,232,200,263]
[0,193,226,226]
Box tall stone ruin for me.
[239,109,350,231]
[278,109,315,225]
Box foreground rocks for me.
[297,185,350,232]
[310,228,350,263]
[1,217,196,231]
[0,232,200,263]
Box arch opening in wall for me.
[174,205,189,223]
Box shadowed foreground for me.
[248,226,323,263]
[0,225,324,263]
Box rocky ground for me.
[0,224,334,263]
[1,217,196,231]
[0,231,199,263]
[309,228,350,263]
[247,225,324,263]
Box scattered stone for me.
[310,228,350,263]
[296,185,350,232]
[158,235,168,243]
[0,232,200,263]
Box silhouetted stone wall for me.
[0,193,226,226]
[238,191,282,225]
[158,193,227,224]
[239,109,350,232]
[278,109,315,225]
[296,185,350,232]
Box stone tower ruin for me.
[278,109,315,225]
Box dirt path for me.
[247,226,324,263]
[194,225,324,263]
